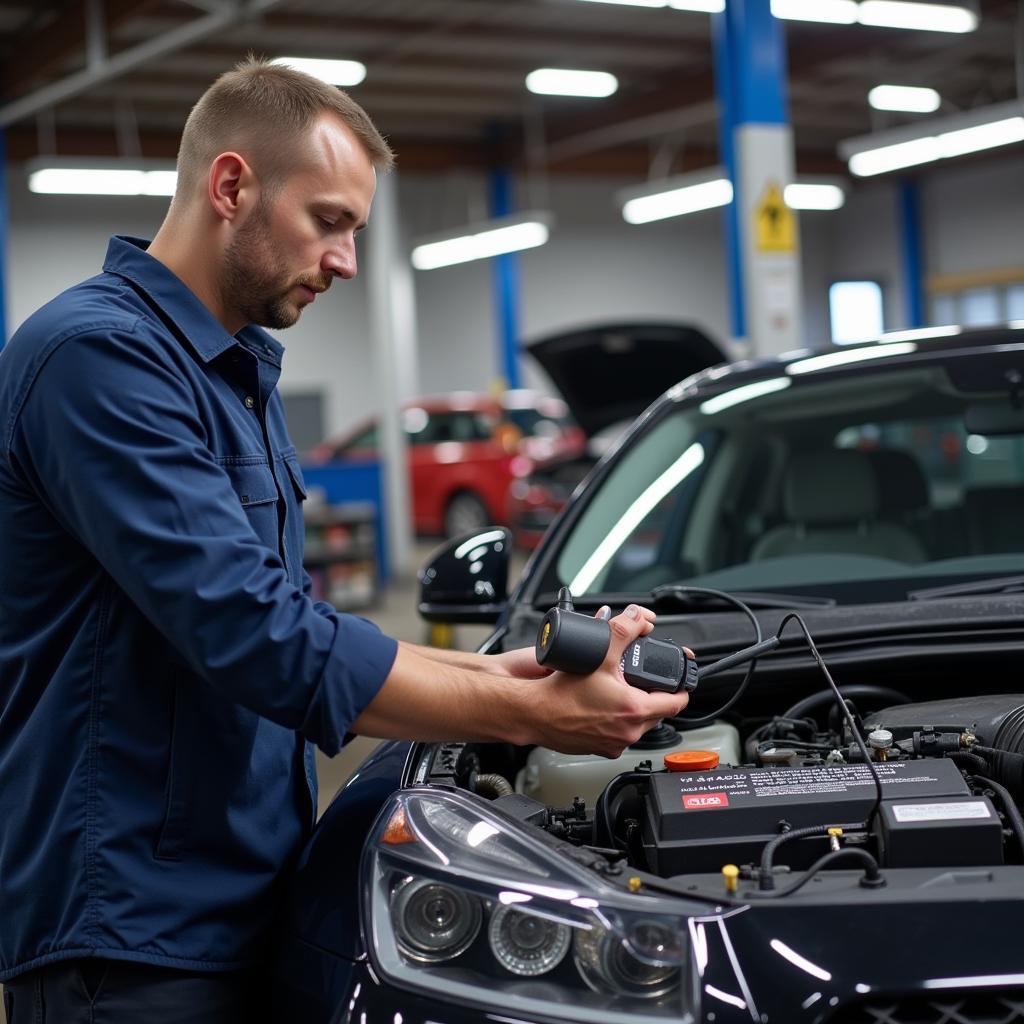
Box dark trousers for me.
[4,959,269,1024]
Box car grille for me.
[830,992,1024,1024]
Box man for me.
[0,58,688,1022]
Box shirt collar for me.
[102,235,285,368]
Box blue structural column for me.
[712,0,803,356]
[0,128,8,348]
[488,168,522,390]
[899,178,925,328]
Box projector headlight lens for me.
[575,921,681,998]
[392,877,481,962]
[488,904,571,976]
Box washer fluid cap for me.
[665,750,720,772]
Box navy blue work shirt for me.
[0,236,398,980]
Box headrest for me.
[866,449,929,514]
[784,449,878,524]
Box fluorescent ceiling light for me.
[411,212,553,271]
[771,0,858,24]
[667,0,725,10]
[621,167,846,222]
[784,181,845,210]
[28,163,177,196]
[620,169,733,224]
[858,1,977,32]
[575,0,666,6]
[772,0,977,31]
[787,341,918,375]
[526,68,618,98]
[840,99,1024,176]
[574,0,724,8]
[700,378,792,415]
[869,84,941,113]
[269,56,366,86]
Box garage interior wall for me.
[6,153,1024,440]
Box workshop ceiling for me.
[1,0,1020,178]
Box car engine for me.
[419,692,1024,885]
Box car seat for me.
[963,485,1024,555]
[750,449,927,563]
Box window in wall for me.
[829,280,884,345]
[961,287,1000,327]
[929,280,1024,327]
[1007,284,1024,322]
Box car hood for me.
[525,321,726,436]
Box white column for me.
[367,171,418,580]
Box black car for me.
[273,324,1024,1024]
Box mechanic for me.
[0,58,689,1023]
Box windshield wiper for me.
[908,574,1024,601]
[648,585,836,610]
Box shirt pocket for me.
[218,457,280,554]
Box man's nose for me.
[323,240,357,280]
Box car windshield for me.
[541,343,1024,604]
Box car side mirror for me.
[418,527,511,623]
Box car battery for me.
[641,758,996,875]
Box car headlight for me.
[362,788,701,1024]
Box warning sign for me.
[755,181,796,253]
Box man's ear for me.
[207,152,257,223]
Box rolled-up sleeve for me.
[9,327,397,756]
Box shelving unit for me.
[302,500,379,610]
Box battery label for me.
[674,763,944,800]
[683,793,729,810]
[892,801,992,822]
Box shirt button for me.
[244,396,255,409]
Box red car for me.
[306,391,584,537]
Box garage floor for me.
[0,539,526,1022]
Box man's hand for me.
[353,604,689,758]
[524,604,689,758]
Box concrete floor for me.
[0,539,524,1021]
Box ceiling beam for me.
[2,0,160,98]
[0,0,284,127]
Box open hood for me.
[525,321,726,436]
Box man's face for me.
[221,114,377,331]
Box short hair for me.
[175,55,394,201]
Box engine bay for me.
[415,687,1024,894]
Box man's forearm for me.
[399,640,493,673]
[352,645,531,744]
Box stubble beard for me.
[220,202,330,331]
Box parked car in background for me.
[510,322,726,547]
[306,391,584,537]
[275,323,1024,1024]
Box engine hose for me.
[474,773,514,799]
[971,774,1024,860]
[971,745,1024,793]
[749,848,884,899]
[782,685,911,723]
[946,751,990,775]
[759,824,832,890]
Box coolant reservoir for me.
[515,721,742,807]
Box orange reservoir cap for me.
[665,750,720,772]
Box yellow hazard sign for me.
[755,181,797,253]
